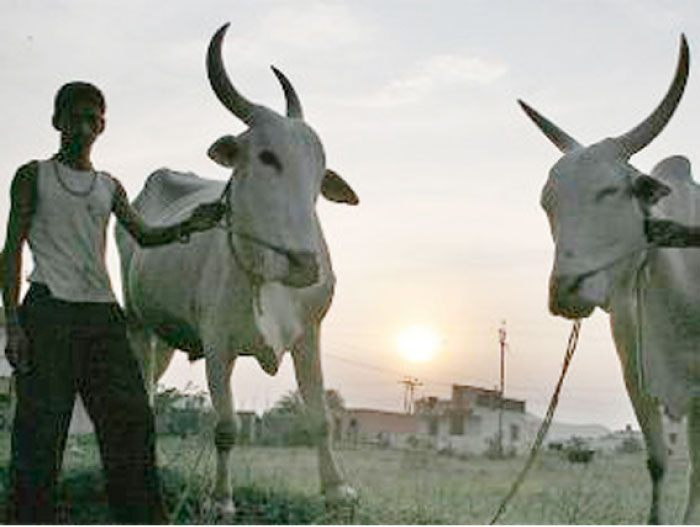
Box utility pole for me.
[398,376,423,414]
[497,320,507,457]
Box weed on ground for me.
[0,433,691,524]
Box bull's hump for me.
[651,156,693,184]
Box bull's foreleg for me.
[126,327,174,405]
[623,371,667,524]
[683,396,700,524]
[616,348,666,522]
[292,325,357,505]
[205,355,237,521]
[125,327,174,470]
[612,313,667,524]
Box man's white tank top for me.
[28,158,118,303]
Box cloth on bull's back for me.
[637,156,700,418]
[133,169,225,225]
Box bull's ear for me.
[632,174,671,205]
[208,135,240,168]
[321,169,359,205]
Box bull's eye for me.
[595,186,620,202]
[259,150,283,173]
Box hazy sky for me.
[2,0,699,430]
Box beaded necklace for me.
[51,157,97,197]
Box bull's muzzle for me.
[549,273,597,319]
[282,250,319,288]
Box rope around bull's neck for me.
[218,176,265,315]
[489,319,582,524]
[217,176,303,259]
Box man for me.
[2,81,224,524]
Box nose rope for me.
[490,216,655,523]
[490,319,582,524]
[492,237,653,524]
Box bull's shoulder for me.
[651,156,694,186]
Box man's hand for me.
[6,323,31,374]
[186,201,226,233]
[645,219,692,247]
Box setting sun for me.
[396,325,441,362]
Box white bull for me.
[520,36,700,524]
[116,23,359,518]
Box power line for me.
[325,352,404,378]
[325,346,494,387]
[323,348,629,403]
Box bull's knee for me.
[215,420,237,451]
[648,457,665,482]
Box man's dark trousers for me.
[7,283,165,524]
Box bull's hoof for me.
[326,483,358,504]
[203,497,236,524]
[324,483,358,522]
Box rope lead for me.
[489,319,582,524]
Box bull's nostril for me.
[564,250,575,258]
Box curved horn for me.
[617,34,689,157]
[518,99,581,153]
[207,23,256,124]
[271,66,304,119]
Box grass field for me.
[0,431,691,524]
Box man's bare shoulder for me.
[101,172,126,191]
[14,161,39,180]
[11,161,39,193]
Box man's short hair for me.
[52,82,105,129]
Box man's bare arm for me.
[3,162,36,317]
[3,162,36,371]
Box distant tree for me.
[260,389,345,446]
[153,384,210,436]
[564,436,596,464]
[616,434,643,454]
[273,390,305,416]
[325,389,345,414]
[272,389,344,416]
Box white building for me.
[414,384,529,456]
[338,408,420,448]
